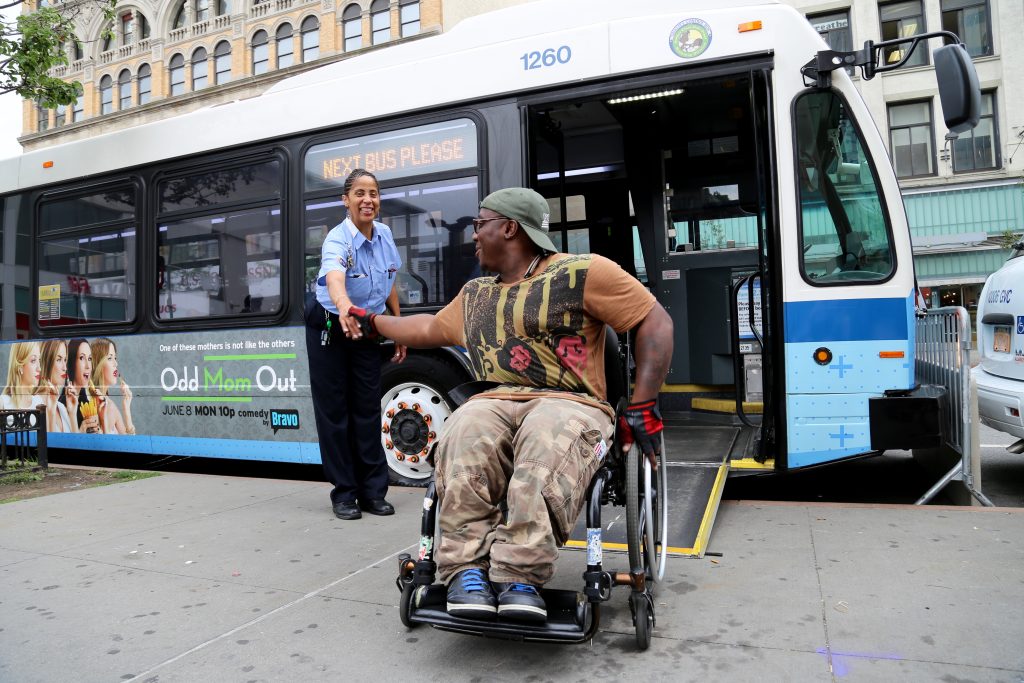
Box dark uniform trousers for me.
[304,295,389,505]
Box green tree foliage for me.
[1,0,117,108]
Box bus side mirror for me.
[934,44,980,134]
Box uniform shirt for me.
[433,253,656,414]
[315,217,402,315]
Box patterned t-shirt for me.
[434,253,656,413]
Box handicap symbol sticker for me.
[1017,316,1024,335]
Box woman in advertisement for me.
[92,337,135,435]
[64,338,101,434]
[1,341,43,410]
[39,339,76,432]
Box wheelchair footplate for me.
[403,584,596,643]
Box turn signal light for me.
[738,21,763,32]
[813,347,832,365]
[43,161,54,168]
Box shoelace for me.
[507,583,538,595]
[460,569,490,593]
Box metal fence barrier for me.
[914,306,992,506]
[0,408,48,475]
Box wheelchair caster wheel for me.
[399,582,422,629]
[629,591,655,650]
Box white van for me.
[974,239,1024,452]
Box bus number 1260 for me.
[521,46,572,71]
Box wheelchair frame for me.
[394,327,668,650]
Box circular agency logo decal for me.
[669,18,712,59]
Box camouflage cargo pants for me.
[434,397,613,587]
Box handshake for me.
[347,306,381,340]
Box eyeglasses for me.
[471,216,508,234]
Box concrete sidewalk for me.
[1,472,1023,682]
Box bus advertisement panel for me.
[0,329,318,462]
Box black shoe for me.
[332,500,361,520]
[495,582,547,623]
[446,568,497,620]
[360,499,395,516]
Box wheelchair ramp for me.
[567,423,746,558]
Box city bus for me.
[0,0,978,533]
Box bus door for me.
[783,89,915,468]
[527,64,776,434]
[526,64,778,554]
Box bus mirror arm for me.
[801,30,963,89]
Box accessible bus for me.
[0,0,979,488]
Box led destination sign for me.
[305,118,478,190]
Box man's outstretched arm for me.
[347,308,452,349]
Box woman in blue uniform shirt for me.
[305,168,406,520]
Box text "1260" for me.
[520,46,572,71]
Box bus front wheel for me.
[380,355,464,487]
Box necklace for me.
[495,253,545,284]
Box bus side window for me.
[794,91,895,284]
[37,188,138,328]
[156,160,284,321]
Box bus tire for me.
[380,354,466,488]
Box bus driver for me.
[347,188,673,623]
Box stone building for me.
[19,0,444,149]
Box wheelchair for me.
[395,327,669,650]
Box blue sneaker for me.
[495,582,547,623]
[446,568,497,620]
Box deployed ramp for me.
[568,421,761,558]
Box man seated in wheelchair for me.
[347,187,673,623]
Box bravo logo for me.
[161,366,298,392]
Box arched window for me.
[72,38,84,61]
[121,13,133,45]
[173,2,186,29]
[192,47,208,90]
[72,87,85,122]
[55,103,66,127]
[36,100,49,132]
[102,31,114,52]
[139,15,150,39]
[400,0,419,37]
[216,0,230,15]
[169,53,185,95]
[252,30,269,75]
[196,0,210,22]
[118,69,132,109]
[300,16,319,62]
[214,40,231,84]
[371,0,390,45]
[99,75,113,114]
[276,23,293,69]
[137,63,152,104]
[343,4,362,52]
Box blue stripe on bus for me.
[45,432,322,464]
[784,296,910,343]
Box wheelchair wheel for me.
[643,435,668,582]
[625,444,645,573]
[399,582,420,629]
[625,440,668,582]
[629,590,654,651]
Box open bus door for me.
[527,61,777,555]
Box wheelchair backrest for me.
[604,325,628,410]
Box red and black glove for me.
[617,399,663,459]
[347,306,379,340]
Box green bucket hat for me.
[480,187,557,254]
